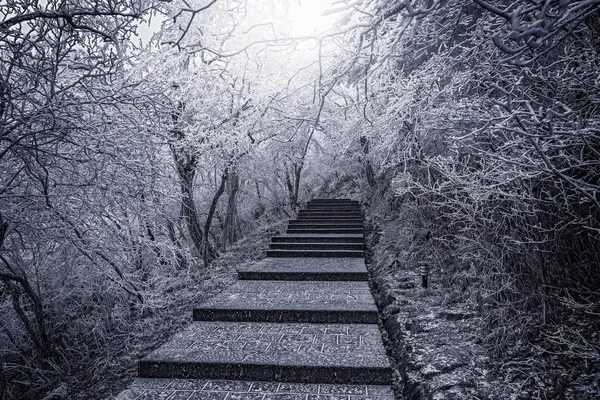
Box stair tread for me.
[139,321,391,384]
[194,280,376,313]
[117,378,394,400]
[238,257,368,281]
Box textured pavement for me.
[114,199,395,399]
[192,281,377,323]
[117,378,395,400]
[238,257,368,281]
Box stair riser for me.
[266,250,363,258]
[138,362,390,385]
[300,209,361,211]
[304,208,361,212]
[193,309,377,324]
[271,236,364,243]
[290,220,364,225]
[288,227,364,232]
[287,229,364,234]
[306,203,360,206]
[308,199,357,202]
[270,243,364,250]
[297,217,363,221]
[297,216,363,221]
[298,210,362,214]
[296,216,363,219]
[237,271,369,281]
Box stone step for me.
[304,207,361,212]
[289,220,364,226]
[296,215,364,220]
[298,210,363,219]
[300,209,361,213]
[307,204,358,206]
[287,226,364,232]
[267,249,364,258]
[193,280,376,323]
[306,205,359,208]
[238,257,369,281]
[271,234,364,243]
[308,198,357,202]
[287,228,364,234]
[117,378,395,400]
[138,321,391,384]
[270,242,364,251]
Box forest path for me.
[116,199,395,400]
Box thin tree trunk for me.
[203,168,228,267]
[223,170,240,247]
[360,136,377,188]
[179,167,206,255]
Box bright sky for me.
[286,0,338,36]
[132,0,343,52]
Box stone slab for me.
[193,281,377,323]
[286,229,364,235]
[139,322,391,384]
[117,378,395,400]
[271,234,364,243]
[296,216,364,220]
[288,220,364,226]
[267,249,364,258]
[288,223,364,229]
[269,243,364,251]
[238,258,369,281]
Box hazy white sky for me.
[133,0,339,46]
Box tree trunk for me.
[203,169,228,267]
[179,165,206,255]
[360,136,377,188]
[285,161,303,211]
[223,170,240,248]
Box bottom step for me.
[117,378,395,399]
[138,321,391,384]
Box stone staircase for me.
[117,199,395,400]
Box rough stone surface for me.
[139,322,391,384]
[117,378,395,400]
[193,280,377,323]
[266,249,364,258]
[271,234,364,242]
[238,257,368,281]
[194,280,375,313]
[115,199,396,398]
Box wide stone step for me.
[267,249,363,257]
[298,208,361,214]
[306,202,360,205]
[270,242,364,251]
[306,205,359,208]
[138,321,391,384]
[308,198,357,202]
[304,208,361,212]
[238,257,369,281]
[193,280,376,323]
[297,215,363,219]
[287,225,364,231]
[287,228,364,234]
[296,215,364,220]
[272,234,364,243]
[289,220,364,226]
[118,378,395,400]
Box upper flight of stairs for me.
[117,199,394,400]
[267,200,365,257]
